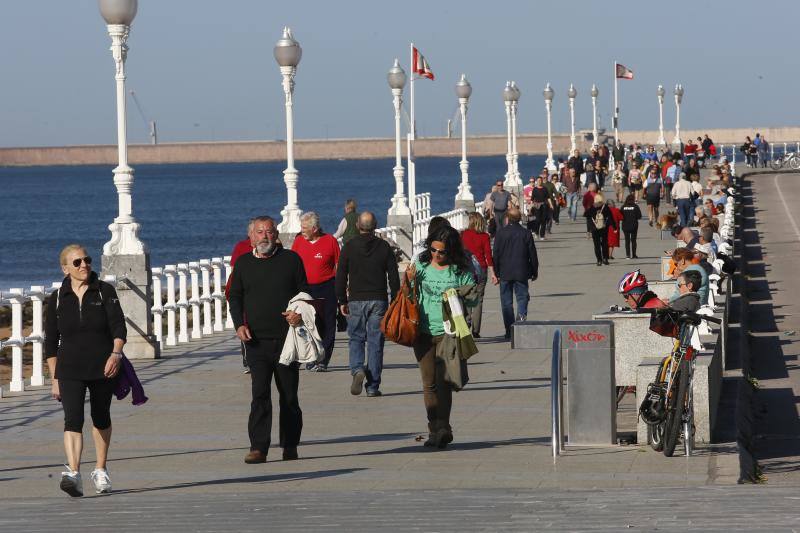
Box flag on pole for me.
[615,63,634,79]
[412,47,435,80]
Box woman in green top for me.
[411,226,476,449]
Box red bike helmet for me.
[618,270,648,294]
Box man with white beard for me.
[228,216,309,464]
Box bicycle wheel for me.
[648,421,665,451]
[770,157,784,171]
[663,359,690,457]
[789,156,800,171]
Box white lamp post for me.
[510,81,522,185]
[98,0,158,359]
[454,74,474,209]
[543,83,556,171]
[503,81,515,186]
[387,59,411,224]
[274,27,303,238]
[568,83,577,153]
[672,84,684,149]
[590,84,599,147]
[656,84,666,147]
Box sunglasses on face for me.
[430,247,448,256]
[71,256,92,268]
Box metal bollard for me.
[551,329,564,460]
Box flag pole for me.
[407,42,416,219]
[613,61,619,144]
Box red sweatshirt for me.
[461,229,493,268]
[291,233,340,285]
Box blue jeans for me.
[499,280,530,335]
[676,198,693,227]
[566,192,580,221]
[347,300,388,392]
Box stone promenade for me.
[1,182,797,530]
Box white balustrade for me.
[176,264,190,343]
[224,256,234,330]
[413,192,431,220]
[188,262,202,340]
[211,257,225,332]
[199,259,213,336]
[163,265,177,346]
[0,284,59,396]
[151,267,164,349]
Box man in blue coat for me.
[492,208,539,340]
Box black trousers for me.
[623,227,638,258]
[308,278,337,366]
[591,229,609,262]
[59,377,117,433]
[245,338,302,453]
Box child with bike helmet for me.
[618,270,667,310]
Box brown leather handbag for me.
[380,266,419,346]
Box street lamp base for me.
[278,205,302,247]
[101,252,160,360]
[103,221,147,256]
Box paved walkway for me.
[1,183,796,529]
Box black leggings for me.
[591,229,609,262]
[60,378,117,433]
[623,227,638,257]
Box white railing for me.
[0,283,60,396]
[413,192,431,220]
[150,255,234,350]
[412,206,470,254]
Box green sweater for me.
[414,261,476,336]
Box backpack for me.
[593,209,606,230]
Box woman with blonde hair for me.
[46,244,127,497]
[461,212,494,338]
[584,193,616,265]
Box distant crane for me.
[129,90,158,145]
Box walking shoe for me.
[603,259,610,265]
[282,447,298,461]
[350,369,366,395]
[243,367,251,374]
[314,364,328,373]
[366,389,382,397]
[59,467,83,497]
[244,449,267,464]
[90,468,112,494]
[632,255,639,259]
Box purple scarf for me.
[114,356,148,406]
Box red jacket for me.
[225,238,252,298]
[582,191,597,212]
[291,233,340,285]
[461,229,493,269]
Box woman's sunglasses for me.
[71,256,92,268]
[429,247,448,256]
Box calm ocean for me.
[0,154,550,289]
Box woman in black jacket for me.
[585,193,616,265]
[621,194,642,259]
[45,244,127,497]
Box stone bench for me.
[635,340,723,445]
[591,311,674,387]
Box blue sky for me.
[0,0,796,147]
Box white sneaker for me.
[60,467,83,497]
[90,468,112,494]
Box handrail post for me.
[223,256,234,330]
[8,289,25,392]
[188,262,202,340]
[28,286,46,387]
[177,264,190,343]
[163,265,177,346]
[211,257,225,332]
[151,268,164,349]
[199,259,213,336]
[551,329,563,459]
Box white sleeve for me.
[333,218,348,239]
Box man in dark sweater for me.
[228,216,309,464]
[492,208,539,340]
[335,211,400,397]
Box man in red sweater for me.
[292,212,340,371]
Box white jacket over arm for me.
[279,292,324,366]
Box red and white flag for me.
[615,63,634,80]
[412,47,435,80]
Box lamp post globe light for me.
[590,84,599,147]
[543,83,556,172]
[453,74,475,209]
[567,83,577,153]
[656,84,666,147]
[98,0,159,358]
[386,59,412,226]
[509,81,522,186]
[672,84,684,150]
[502,81,515,186]
[274,27,303,240]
